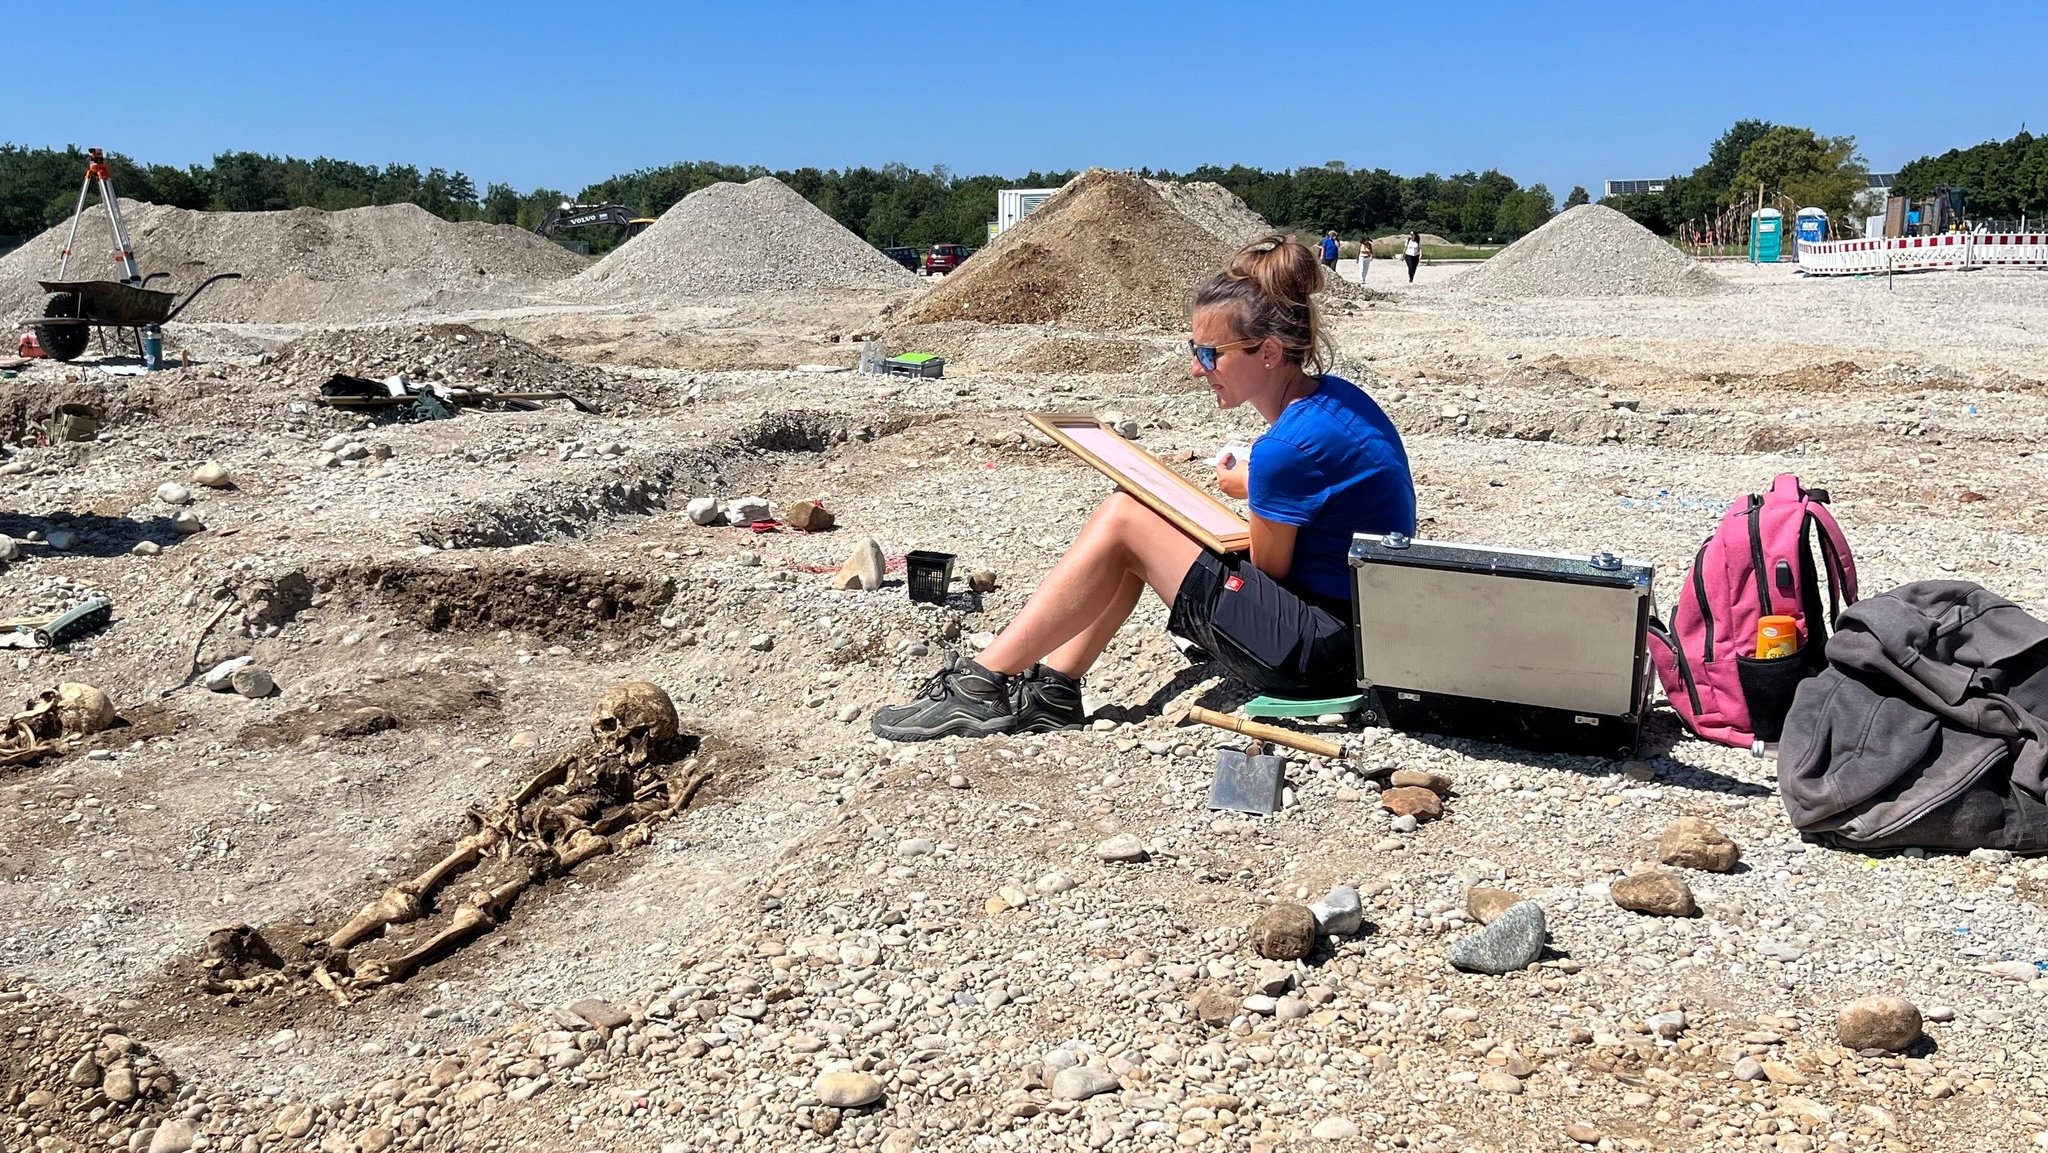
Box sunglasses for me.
[1188,337,1262,372]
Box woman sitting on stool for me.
[871,235,1417,741]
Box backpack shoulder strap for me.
[1804,500,1859,609]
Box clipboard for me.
[1026,412,1251,553]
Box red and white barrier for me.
[1797,233,2048,276]
[1971,233,2048,266]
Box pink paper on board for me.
[1055,422,1248,539]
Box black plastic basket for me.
[905,550,956,605]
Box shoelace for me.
[914,665,960,701]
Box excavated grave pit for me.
[126,723,758,1048]
[409,407,918,550]
[234,559,677,642]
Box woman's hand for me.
[1214,451,1249,501]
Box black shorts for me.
[1167,552,1355,698]
[1321,257,1338,270]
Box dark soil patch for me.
[266,561,676,637]
[236,671,501,748]
[0,377,157,441]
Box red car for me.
[922,243,972,275]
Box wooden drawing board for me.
[1026,412,1251,553]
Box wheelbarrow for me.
[27,272,242,363]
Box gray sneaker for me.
[1013,664,1086,733]
[871,659,1018,742]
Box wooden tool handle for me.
[1185,707,1343,759]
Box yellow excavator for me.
[534,203,654,253]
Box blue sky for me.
[14,1,2043,198]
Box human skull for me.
[49,683,114,735]
[588,681,679,766]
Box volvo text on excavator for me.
[534,203,654,252]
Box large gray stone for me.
[1051,1065,1120,1101]
[1307,884,1363,936]
[230,666,275,698]
[723,496,773,525]
[149,1120,196,1153]
[1094,833,1147,863]
[1447,899,1546,974]
[814,1070,884,1108]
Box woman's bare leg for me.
[978,493,1202,676]
[1038,570,1145,678]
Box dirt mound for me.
[274,322,618,399]
[1450,204,1726,299]
[567,177,918,303]
[1147,180,1275,246]
[0,199,587,325]
[897,170,1237,331]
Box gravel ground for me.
[2,265,2047,1153]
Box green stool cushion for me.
[1242,693,1364,720]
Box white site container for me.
[997,188,1059,234]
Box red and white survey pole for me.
[57,148,143,286]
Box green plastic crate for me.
[884,353,945,379]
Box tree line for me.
[6,124,2035,254]
[0,143,1573,253]
[585,159,1575,249]
[1894,129,2048,221]
[1599,120,1871,238]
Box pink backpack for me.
[1647,474,1859,748]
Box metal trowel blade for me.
[1208,749,1285,815]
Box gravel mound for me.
[1147,179,1274,246]
[897,169,1238,331]
[567,177,918,302]
[272,322,666,413]
[1451,204,1726,299]
[276,323,611,395]
[0,200,588,325]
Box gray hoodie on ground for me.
[1778,581,2048,852]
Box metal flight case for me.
[1348,534,1656,759]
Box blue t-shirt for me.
[1247,375,1416,603]
[1320,236,1339,260]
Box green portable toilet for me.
[1749,208,1783,263]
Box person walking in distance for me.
[1319,230,1339,272]
[867,235,1416,741]
[1357,236,1372,283]
[1403,231,1421,282]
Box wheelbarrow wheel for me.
[35,292,89,363]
